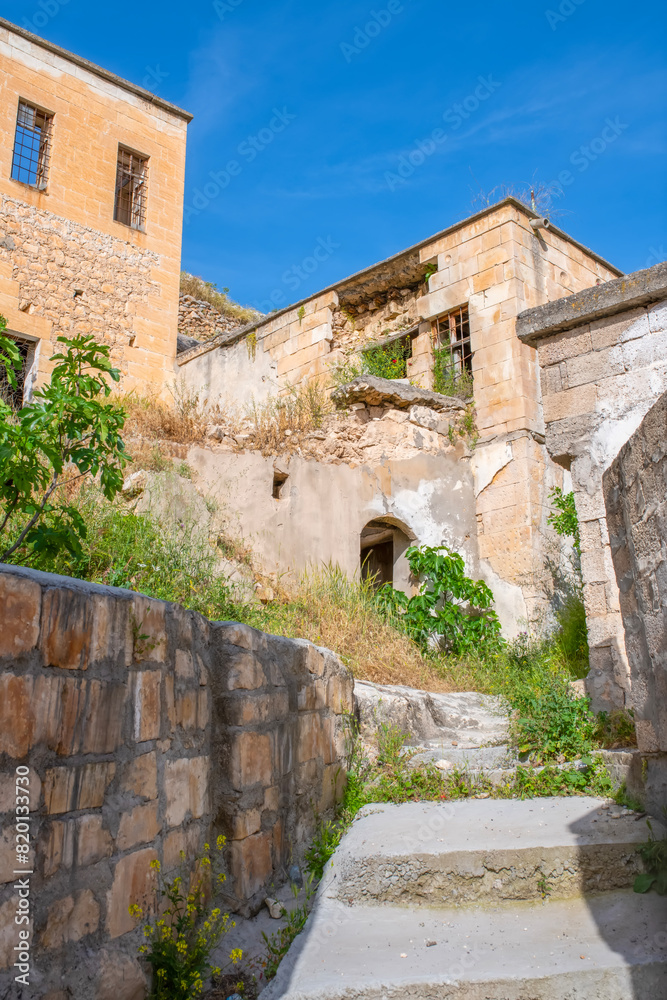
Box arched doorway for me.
[360,516,415,591]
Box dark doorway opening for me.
[360,523,396,588]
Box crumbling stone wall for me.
[604,390,667,817]
[178,294,249,344]
[517,262,667,710]
[0,565,352,998]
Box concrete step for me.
[327,798,662,906]
[263,890,667,999]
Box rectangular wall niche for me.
[272,471,288,499]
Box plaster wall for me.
[0,21,189,394]
[186,443,483,614]
[179,329,278,410]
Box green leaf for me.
[633,873,657,894]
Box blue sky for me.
[5,0,666,310]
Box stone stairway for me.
[263,797,667,999]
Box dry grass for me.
[119,379,211,447]
[248,381,332,454]
[255,566,454,692]
[180,272,262,324]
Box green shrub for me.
[376,545,503,656]
[554,593,589,677]
[362,340,411,380]
[548,486,581,554]
[0,323,126,563]
[433,347,474,398]
[511,674,596,763]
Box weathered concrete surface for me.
[517,261,667,341]
[263,892,666,999]
[327,799,659,906]
[354,681,508,749]
[604,389,667,819]
[263,797,667,999]
[515,261,667,712]
[332,375,467,413]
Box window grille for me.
[11,101,53,190]
[0,336,32,410]
[114,147,148,230]
[434,305,472,379]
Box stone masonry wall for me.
[1,194,160,387]
[178,295,250,344]
[517,263,667,711]
[604,391,667,817]
[0,565,352,999]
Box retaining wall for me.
[0,564,352,999]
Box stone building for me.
[177,198,621,634]
[0,17,191,399]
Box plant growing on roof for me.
[376,545,503,655]
[0,319,127,563]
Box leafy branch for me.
[0,319,127,563]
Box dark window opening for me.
[11,100,53,190]
[114,147,148,230]
[0,336,32,410]
[433,305,473,395]
[272,471,288,499]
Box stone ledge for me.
[517,261,667,342]
[332,375,467,413]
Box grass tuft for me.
[180,272,262,326]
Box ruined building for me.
[0,19,664,722]
[176,199,621,641]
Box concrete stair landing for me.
[264,798,667,999]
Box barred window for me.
[11,100,53,190]
[0,335,35,410]
[435,305,472,371]
[114,147,148,230]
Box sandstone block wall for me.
[0,565,352,998]
[418,201,619,627]
[517,263,667,710]
[604,390,667,817]
[0,20,190,395]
